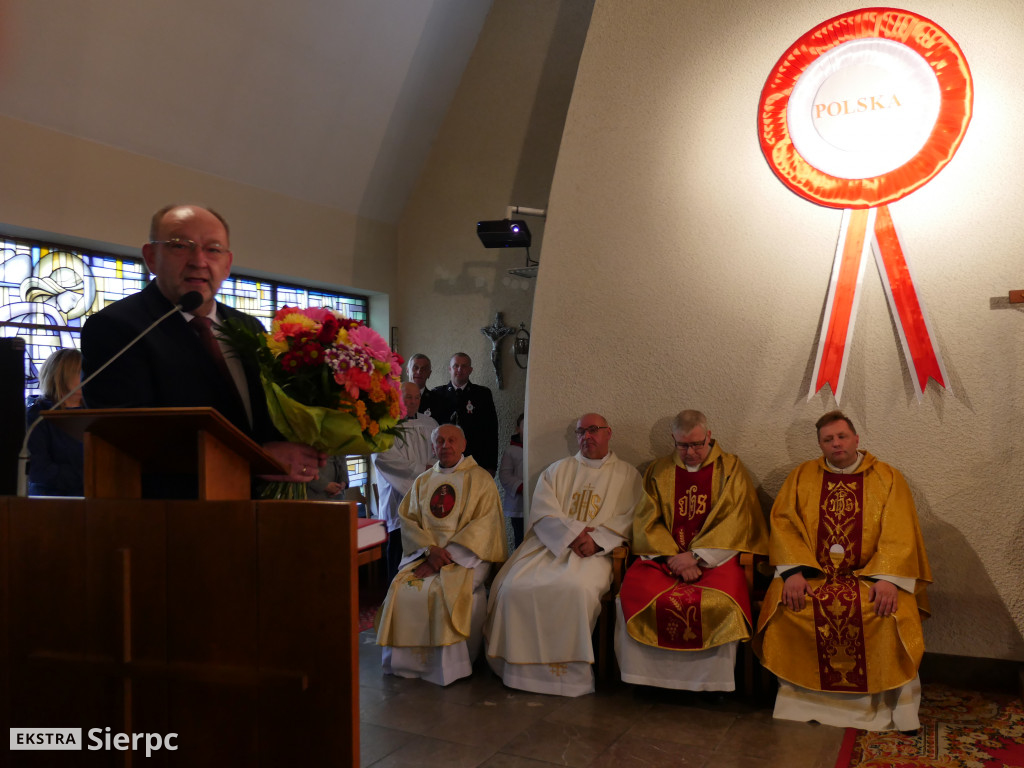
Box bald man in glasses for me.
[484,412,643,697]
[82,204,322,497]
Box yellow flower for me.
[272,312,317,335]
[266,335,289,356]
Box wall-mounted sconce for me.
[513,322,530,370]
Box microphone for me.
[178,291,204,313]
[17,291,205,497]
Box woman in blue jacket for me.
[26,347,84,496]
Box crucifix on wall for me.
[480,312,514,389]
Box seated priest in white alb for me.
[375,424,506,686]
[484,413,642,697]
[615,409,769,692]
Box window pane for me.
[0,234,368,396]
[346,457,368,488]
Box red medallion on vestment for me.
[429,484,456,518]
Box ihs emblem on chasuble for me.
[760,8,972,402]
[677,484,708,522]
[569,488,602,521]
[821,480,859,569]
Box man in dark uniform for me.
[429,352,498,475]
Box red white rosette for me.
[759,8,972,401]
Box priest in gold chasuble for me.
[484,413,643,697]
[376,424,507,686]
[615,410,769,691]
[753,411,931,731]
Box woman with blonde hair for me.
[26,347,84,496]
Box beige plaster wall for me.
[0,114,397,307]
[528,0,1024,659]
[395,0,594,453]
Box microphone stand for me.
[16,292,203,497]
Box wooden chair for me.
[739,552,773,697]
[594,545,629,684]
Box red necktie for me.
[190,315,236,389]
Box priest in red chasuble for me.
[753,411,931,731]
[615,410,769,691]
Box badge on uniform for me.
[466,401,474,414]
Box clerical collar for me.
[673,454,706,472]
[438,456,465,474]
[577,451,612,469]
[826,453,863,473]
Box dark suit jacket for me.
[429,381,498,474]
[417,386,434,415]
[81,282,279,495]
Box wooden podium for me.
[2,409,360,766]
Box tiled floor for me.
[357,631,846,768]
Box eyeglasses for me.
[674,432,709,452]
[150,239,230,257]
[575,425,609,437]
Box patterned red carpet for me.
[358,604,379,632]
[835,684,1024,767]
[358,566,387,632]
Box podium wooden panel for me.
[2,497,359,766]
[5,408,361,766]
[42,408,287,500]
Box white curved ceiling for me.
[0,0,493,223]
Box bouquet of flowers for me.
[222,306,406,499]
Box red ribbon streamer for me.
[811,205,946,401]
[811,209,871,401]
[872,205,947,394]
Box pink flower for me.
[302,306,335,324]
[348,325,392,362]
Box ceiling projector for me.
[476,219,532,248]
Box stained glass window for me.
[1,233,371,483]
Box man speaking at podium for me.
[81,204,321,495]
